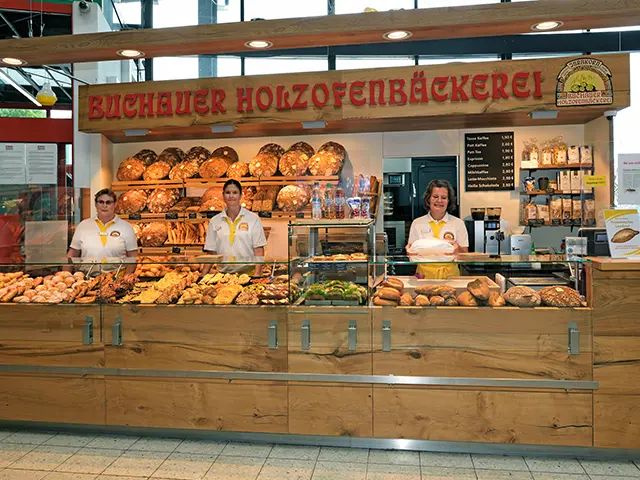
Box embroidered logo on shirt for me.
[443,232,455,241]
[110,231,121,237]
[238,222,249,231]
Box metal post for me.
[142,0,153,81]
[198,0,218,78]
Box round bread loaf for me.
[249,153,278,178]
[211,146,239,163]
[318,141,347,161]
[157,147,185,167]
[226,162,249,179]
[200,156,234,179]
[143,161,172,180]
[133,149,158,166]
[259,143,285,159]
[277,185,309,212]
[308,151,343,176]
[169,159,200,180]
[201,198,225,212]
[288,141,315,158]
[279,150,310,176]
[201,187,223,205]
[539,286,584,307]
[116,158,145,181]
[115,189,147,215]
[132,223,143,241]
[140,223,168,247]
[503,286,541,307]
[241,186,256,211]
[147,188,180,213]
[184,146,210,165]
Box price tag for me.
[258,212,272,219]
[165,213,179,220]
[171,247,181,254]
[296,212,306,219]
[129,214,142,220]
[188,213,197,219]
[205,211,217,218]
[583,175,607,187]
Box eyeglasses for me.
[96,200,114,205]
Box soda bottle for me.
[311,182,322,220]
[323,184,335,219]
[334,182,346,220]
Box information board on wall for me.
[26,144,57,185]
[0,143,27,185]
[465,132,515,191]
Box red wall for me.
[0,118,73,143]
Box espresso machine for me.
[465,208,510,255]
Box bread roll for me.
[184,146,211,165]
[381,278,404,292]
[140,223,168,247]
[444,296,459,306]
[133,149,157,166]
[211,146,239,163]
[116,157,145,181]
[400,293,414,306]
[147,188,180,213]
[487,292,506,307]
[288,141,315,158]
[226,162,249,179]
[115,189,147,215]
[467,279,490,301]
[276,185,309,212]
[200,156,234,179]
[503,286,541,307]
[377,287,402,302]
[143,161,172,180]
[415,294,430,306]
[374,296,398,306]
[279,150,310,176]
[318,141,347,162]
[539,286,585,307]
[157,147,185,167]
[457,291,478,306]
[259,143,285,159]
[430,295,445,306]
[249,153,278,178]
[169,159,200,180]
[308,151,343,176]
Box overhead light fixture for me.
[1,57,26,66]
[0,69,42,107]
[124,129,150,137]
[531,20,563,31]
[302,121,327,129]
[245,40,272,49]
[382,30,412,41]
[117,49,145,58]
[529,110,558,120]
[210,125,236,133]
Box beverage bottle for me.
[311,182,322,220]
[323,184,335,219]
[335,182,346,220]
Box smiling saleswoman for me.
[406,179,469,279]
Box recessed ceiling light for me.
[245,40,273,49]
[117,49,145,58]
[1,57,26,66]
[383,30,412,41]
[531,20,563,31]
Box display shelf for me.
[122,212,187,221]
[522,164,593,170]
[111,179,184,191]
[185,175,340,188]
[520,190,594,195]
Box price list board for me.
[465,132,515,191]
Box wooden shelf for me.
[185,176,339,188]
[522,164,593,170]
[520,190,594,195]
[112,179,183,192]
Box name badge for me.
[238,222,249,231]
[99,232,107,237]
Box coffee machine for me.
[465,218,510,255]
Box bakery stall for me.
[0,47,638,455]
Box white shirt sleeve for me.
[457,222,469,248]
[251,219,267,249]
[408,220,419,245]
[203,219,218,253]
[69,226,83,250]
[122,223,138,252]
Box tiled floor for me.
[0,429,639,480]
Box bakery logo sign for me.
[86,70,543,120]
[556,58,613,107]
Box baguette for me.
[374,296,398,306]
[377,287,402,302]
[382,278,404,292]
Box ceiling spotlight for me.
[383,30,412,41]
[117,49,145,58]
[1,57,26,66]
[531,21,563,31]
[245,40,273,49]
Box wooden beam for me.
[2,0,640,66]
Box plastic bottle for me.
[334,182,346,220]
[311,182,322,220]
[323,184,335,219]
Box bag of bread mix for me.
[584,199,596,226]
[568,145,580,164]
[552,136,567,164]
[537,204,550,225]
[580,145,593,166]
[523,201,537,224]
[541,140,554,165]
[562,198,572,224]
[550,198,562,225]
[572,199,583,223]
[522,138,539,167]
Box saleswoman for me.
[66,188,138,273]
[406,179,469,279]
[203,179,267,275]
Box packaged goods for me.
[559,171,571,192]
[580,145,593,166]
[407,238,455,256]
[568,146,580,164]
[523,201,537,223]
[347,197,362,218]
[570,171,581,193]
[541,140,554,165]
[536,204,550,225]
[584,199,596,225]
[550,199,562,225]
[361,197,371,219]
[562,198,572,223]
[572,199,582,222]
[117,157,146,181]
[522,139,539,167]
[554,140,568,164]
[523,177,536,192]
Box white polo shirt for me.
[70,216,138,263]
[408,212,469,248]
[204,207,267,259]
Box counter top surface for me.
[588,257,640,271]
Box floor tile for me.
[525,458,585,474]
[3,432,56,445]
[366,463,421,480]
[420,466,476,479]
[10,446,79,471]
[368,450,420,466]
[531,473,589,480]
[476,471,533,480]
[129,437,183,453]
[220,443,273,458]
[96,476,150,480]
[419,452,474,469]
[579,459,640,477]
[269,445,320,461]
[151,452,217,480]
[55,448,124,475]
[44,435,97,448]
[174,440,226,456]
[256,459,315,480]
[204,455,265,480]
[311,461,366,480]
[317,447,369,464]
[0,443,37,468]
[85,436,140,451]
[0,432,15,442]
[473,455,529,471]
[43,473,98,480]
[101,450,169,477]
[588,476,640,480]
[0,470,48,480]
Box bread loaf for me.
[308,151,343,176]
[115,189,147,215]
[457,291,479,306]
[184,146,210,165]
[140,223,168,247]
[157,147,185,167]
[487,292,506,307]
[288,141,315,158]
[415,295,430,306]
[503,286,541,307]
[539,286,585,307]
[211,146,239,163]
[278,150,310,176]
[226,162,249,179]
[415,284,456,297]
[143,161,172,180]
[414,285,439,296]
[169,159,200,180]
[200,156,234,179]
[277,185,309,212]
[400,293,414,306]
[318,141,347,162]
[116,158,145,181]
[377,287,402,302]
[430,295,445,306]
[381,278,404,292]
[467,279,490,301]
[259,143,285,159]
[444,296,459,306]
[241,186,257,211]
[249,153,278,178]
[133,149,158,166]
[374,296,398,306]
[252,186,279,212]
[201,187,223,205]
[147,188,180,213]
[200,188,225,212]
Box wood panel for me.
[0,373,105,425]
[374,387,593,446]
[592,278,640,335]
[287,308,371,375]
[0,305,101,342]
[594,394,640,449]
[106,378,288,433]
[0,341,104,368]
[3,2,640,66]
[289,384,372,437]
[589,258,640,272]
[594,336,640,395]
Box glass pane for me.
[336,0,413,14]
[217,56,242,77]
[245,57,328,76]
[418,0,497,7]
[336,56,414,71]
[154,57,199,81]
[512,53,582,60]
[153,0,241,26]
[244,0,327,20]
[419,55,499,65]
[50,110,72,119]
[112,1,141,27]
